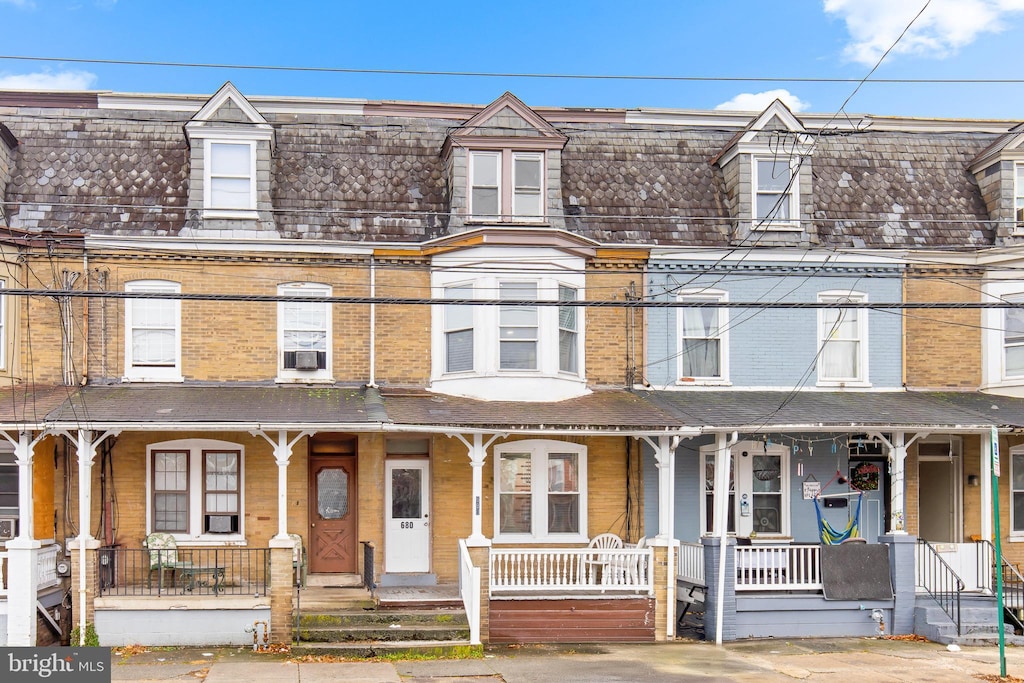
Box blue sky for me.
[1,0,1023,119]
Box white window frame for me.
[558,285,579,375]
[493,439,587,544]
[676,288,729,385]
[0,279,6,370]
[817,290,869,387]
[699,440,790,538]
[146,438,246,545]
[277,282,332,383]
[203,139,257,217]
[1015,162,1024,230]
[751,156,800,231]
[499,281,539,371]
[1004,295,1024,381]
[444,284,475,374]
[468,150,546,223]
[124,279,182,382]
[0,446,16,517]
[1012,445,1024,539]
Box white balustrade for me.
[734,544,822,591]
[458,540,481,645]
[489,547,654,595]
[36,543,61,591]
[677,542,705,584]
[0,550,8,597]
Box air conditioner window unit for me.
[0,516,17,540]
[293,350,320,370]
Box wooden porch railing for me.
[677,542,705,584]
[489,547,654,596]
[36,543,61,591]
[458,540,481,645]
[734,544,823,592]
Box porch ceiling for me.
[638,390,1024,432]
[40,384,379,429]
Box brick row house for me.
[1,84,1024,646]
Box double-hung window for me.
[205,140,256,213]
[1013,446,1024,536]
[444,285,474,373]
[469,150,545,222]
[278,283,331,381]
[558,286,578,374]
[125,280,181,382]
[1004,298,1024,378]
[499,282,538,370]
[677,290,728,382]
[494,440,587,542]
[817,291,868,385]
[149,439,244,540]
[753,157,797,227]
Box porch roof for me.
[637,390,1024,432]
[41,384,380,429]
[0,384,75,426]
[378,387,688,435]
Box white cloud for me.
[825,0,1024,65]
[0,70,98,90]
[715,89,810,113]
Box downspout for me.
[367,255,377,388]
[715,431,739,646]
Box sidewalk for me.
[111,638,1024,682]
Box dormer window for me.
[754,157,798,228]
[469,150,545,222]
[206,141,255,213]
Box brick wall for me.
[904,266,982,389]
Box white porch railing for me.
[490,547,654,596]
[734,544,822,592]
[458,540,481,645]
[36,543,61,591]
[0,550,8,598]
[677,542,705,585]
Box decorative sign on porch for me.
[849,462,880,491]
[802,474,820,500]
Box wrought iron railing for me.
[916,538,963,636]
[97,547,269,597]
[977,539,1024,634]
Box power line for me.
[2,54,1022,85]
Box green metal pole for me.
[991,426,1006,678]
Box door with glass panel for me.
[385,459,430,573]
[308,455,358,573]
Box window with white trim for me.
[148,439,244,541]
[1016,162,1024,229]
[469,150,545,222]
[699,441,789,537]
[204,140,256,213]
[444,284,474,373]
[125,280,181,382]
[278,283,331,381]
[677,289,728,383]
[817,291,868,385]
[494,440,587,543]
[1012,446,1024,536]
[753,157,797,227]
[0,280,6,370]
[499,281,538,370]
[1005,298,1024,379]
[558,286,578,374]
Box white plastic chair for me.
[587,533,623,584]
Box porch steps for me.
[914,595,1024,646]
[292,585,479,658]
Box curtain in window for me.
[820,308,859,379]
[680,306,720,377]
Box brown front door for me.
[308,454,358,573]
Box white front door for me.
[385,459,431,573]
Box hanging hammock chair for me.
[813,468,865,545]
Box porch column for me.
[450,432,503,547]
[712,432,737,645]
[889,432,908,534]
[981,429,993,542]
[639,434,680,641]
[253,429,313,541]
[5,430,43,646]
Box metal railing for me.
[977,539,1024,634]
[916,538,963,636]
[734,544,823,592]
[677,542,705,585]
[97,547,270,597]
[490,547,654,596]
[458,539,481,645]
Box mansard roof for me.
[0,88,1012,248]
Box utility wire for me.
[1,53,1021,84]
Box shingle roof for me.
[379,388,682,431]
[0,384,76,424]
[639,390,1021,430]
[45,385,376,425]
[0,93,1008,248]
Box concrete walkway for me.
[112,638,1024,682]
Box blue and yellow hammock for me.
[813,491,864,545]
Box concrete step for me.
[296,608,470,646]
[291,640,482,659]
[299,609,468,628]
